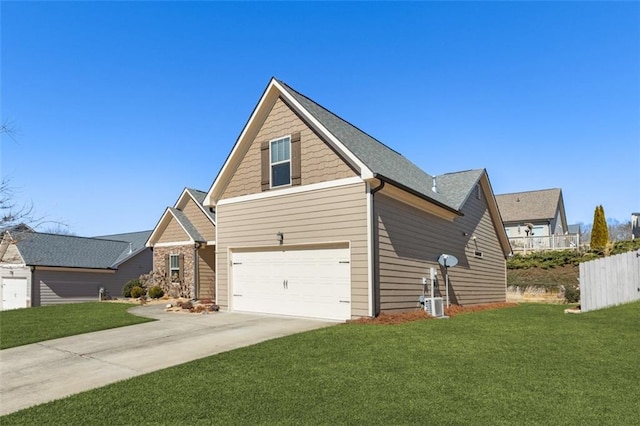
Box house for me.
[632,213,640,240]
[202,78,511,321]
[145,188,216,300]
[0,230,152,310]
[495,188,578,252]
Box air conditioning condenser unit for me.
[424,297,444,317]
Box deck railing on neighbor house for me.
[509,234,580,253]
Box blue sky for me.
[1,1,638,236]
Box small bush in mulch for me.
[348,302,518,325]
[148,286,165,299]
[122,279,143,298]
[130,286,145,299]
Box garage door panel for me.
[231,248,351,320]
[1,277,28,310]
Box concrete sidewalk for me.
[0,305,334,415]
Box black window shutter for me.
[260,141,270,191]
[291,132,301,186]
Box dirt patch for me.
[348,302,518,325]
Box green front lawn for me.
[0,302,154,349]
[2,303,639,425]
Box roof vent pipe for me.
[432,176,438,193]
[128,242,133,254]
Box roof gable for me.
[146,187,216,247]
[206,78,470,216]
[496,188,564,223]
[181,188,216,223]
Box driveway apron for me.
[0,305,334,416]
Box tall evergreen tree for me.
[590,205,609,250]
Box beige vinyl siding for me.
[157,217,190,243]
[222,97,356,199]
[197,245,215,300]
[217,182,369,317]
[182,198,216,241]
[1,244,24,264]
[376,187,506,311]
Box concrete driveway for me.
[0,305,334,416]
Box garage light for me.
[277,232,284,245]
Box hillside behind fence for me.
[580,250,640,312]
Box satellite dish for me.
[438,254,458,268]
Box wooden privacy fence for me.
[579,250,640,312]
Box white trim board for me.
[217,177,364,206]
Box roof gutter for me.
[372,174,463,217]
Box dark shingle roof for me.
[169,208,205,242]
[278,80,464,211]
[94,230,152,265]
[436,169,484,210]
[495,188,562,223]
[15,233,130,269]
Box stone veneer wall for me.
[152,245,196,299]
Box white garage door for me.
[1,277,28,311]
[231,247,351,320]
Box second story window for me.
[270,136,291,187]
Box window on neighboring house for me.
[169,254,180,282]
[270,136,291,187]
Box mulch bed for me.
[348,302,518,325]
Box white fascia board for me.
[146,208,173,247]
[153,241,196,248]
[206,80,281,207]
[217,176,364,206]
[174,188,191,209]
[0,263,27,269]
[146,209,194,247]
[273,79,374,180]
[479,172,512,257]
[206,78,374,206]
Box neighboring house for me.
[632,213,640,240]
[145,188,216,301]
[567,224,581,236]
[202,78,511,321]
[0,230,152,310]
[495,188,577,252]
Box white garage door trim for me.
[231,246,351,321]
[1,277,28,311]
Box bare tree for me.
[607,219,632,242]
[1,120,66,232]
[0,177,37,230]
[42,224,76,236]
